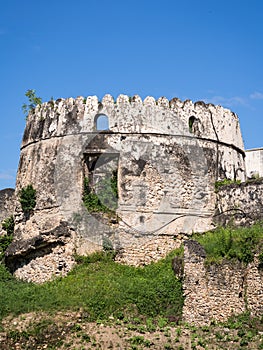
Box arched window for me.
[189,116,196,133]
[95,114,109,131]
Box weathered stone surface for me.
[214,178,263,226]
[8,94,248,282]
[183,240,263,325]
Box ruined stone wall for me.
[6,94,246,282]
[215,178,263,226]
[182,240,263,325]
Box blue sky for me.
[0,0,262,189]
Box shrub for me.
[19,185,36,216]
[1,216,14,236]
[0,235,13,260]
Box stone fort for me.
[1,93,263,323]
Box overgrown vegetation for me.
[0,216,14,260]
[1,226,263,348]
[2,308,263,349]
[193,222,263,264]
[0,250,183,323]
[1,215,14,236]
[83,170,118,215]
[215,178,241,191]
[19,184,36,216]
[22,89,42,115]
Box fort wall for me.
[6,94,247,282]
[215,178,263,226]
[182,240,263,325]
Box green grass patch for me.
[215,178,241,191]
[193,222,263,264]
[0,250,183,323]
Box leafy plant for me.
[83,171,118,215]
[19,184,36,216]
[1,216,14,236]
[0,235,13,260]
[129,335,152,347]
[22,89,42,115]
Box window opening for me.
[95,114,109,131]
[189,116,196,133]
[83,153,119,214]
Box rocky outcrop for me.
[5,207,76,283]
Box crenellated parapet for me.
[22,94,244,155]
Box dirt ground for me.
[1,311,263,349]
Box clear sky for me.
[0,0,262,189]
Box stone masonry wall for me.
[182,240,263,325]
[215,178,263,226]
[6,94,246,282]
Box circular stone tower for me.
[6,94,246,282]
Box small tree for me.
[22,89,42,115]
[19,184,37,216]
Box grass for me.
[215,178,241,191]
[0,250,183,323]
[2,224,263,349]
[193,222,263,264]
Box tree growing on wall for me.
[22,89,42,115]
